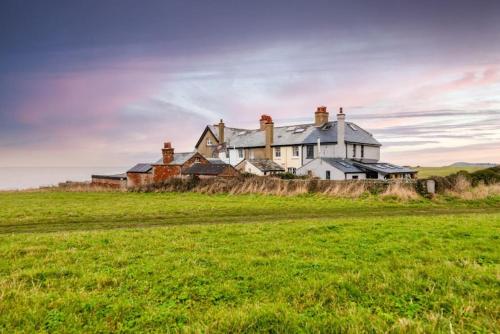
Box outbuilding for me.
[296,158,365,180]
[235,159,285,176]
[183,163,239,178]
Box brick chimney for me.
[218,119,225,143]
[260,114,272,130]
[314,106,329,126]
[162,142,175,164]
[264,116,274,160]
[336,107,346,158]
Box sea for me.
[0,167,128,190]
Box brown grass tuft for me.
[381,181,420,200]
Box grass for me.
[416,166,486,178]
[0,191,499,332]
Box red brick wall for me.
[153,165,181,183]
[91,177,126,189]
[127,172,152,188]
[152,153,211,183]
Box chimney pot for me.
[314,106,329,126]
[260,114,273,130]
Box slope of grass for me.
[416,166,485,178]
[0,192,499,332]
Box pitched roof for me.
[183,163,233,175]
[153,152,198,165]
[207,121,380,149]
[353,161,416,174]
[315,158,364,173]
[245,159,285,172]
[127,163,153,173]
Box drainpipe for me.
[317,137,321,158]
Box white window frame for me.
[292,146,299,157]
[238,149,243,158]
[275,147,281,158]
[207,138,212,146]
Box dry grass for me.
[381,181,420,200]
[445,175,500,199]
[41,182,124,192]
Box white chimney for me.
[336,107,346,158]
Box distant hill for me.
[449,162,497,168]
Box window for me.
[306,145,314,159]
[352,175,359,180]
[250,150,255,159]
[288,167,297,174]
[275,147,281,158]
[353,144,357,157]
[325,170,331,180]
[361,145,364,158]
[207,138,212,146]
[292,146,299,157]
[238,149,243,159]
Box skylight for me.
[338,161,351,168]
[286,126,296,131]
[294,128,305,133]
[348,123,358,131]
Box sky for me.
[1,0,499,167]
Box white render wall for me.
[302,143,336,165]
[219,149,245,166]
[346,144,380,161]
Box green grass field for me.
[0,192,499,332]
[415,166,486,178]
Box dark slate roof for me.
[92,173,127,180]
[315,158,364,173]
[153,152,198,165]
[353,161,416,174]
[207,158,225,164]
[246,159,285,172]
[183,163,232,175]
[127,163,153,173]
[208,121,380,148]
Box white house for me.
[194,106,416,180]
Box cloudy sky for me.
[1,0,499,167]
